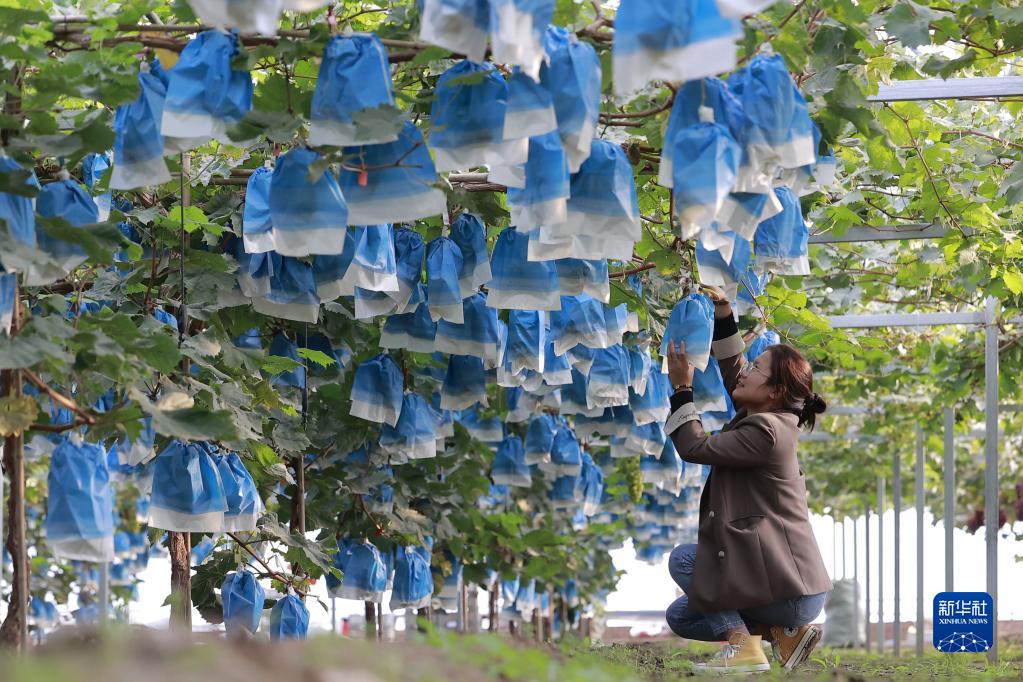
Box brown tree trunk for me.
[0,428,28,651]
[168,531,192,629]
[488,583,498,633]
[364,600,376,639]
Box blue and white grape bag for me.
[31,172,98,284]
[390,543,434,610]
[149,441,228,532]
[545,426,583,475]
[44,437,115,562]
[754,186,810,275]
[221,569,265,635]
[241,165,274,253]
[486,228,561,311]
[586,345,632,410]
[580,453,604,515]
[342,224,399,294]
[542,140,641,261]
[561,368,602,417]
[390,226,426,312]
[419,0,491,64]
[660,294,714,372]
[381,392,440,461]
[504,309,545,374]
[504,69,558,141]
[714,0,778,17]
[269,593,309,640]
[489,0,554,80]
[449,213,492,297]
[524,414,557,464]
[549,294,615,355]
[253,256,320,323]
[187,0,281,35]
[492,435,532,487]
[555,259,609,303]
[435,291,500,360]
[350,353,404,426]
[110,62,172,189]
[693,356,729,413]
[507,131,570,230]
[309,33,398,147]
[626,422,666,457]
[729,54,816,190]
[659,78,744,187]
[631,368,671,425]
[340,121,447,224]
[426,236,466,324]
[746,329,780,361]
[612,0,741,97]
[695,231,754,302]
[542,26,601,173]
[441,354,488,410]
[335,541,388,602]
[217,452,264,532]
[267,147,348,256]
[380,284,438,353]
[161,31,253,146]
[431,60,523,173]
[81,152,111,221]
[670,115,741,239]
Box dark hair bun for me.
[809,392,827,415]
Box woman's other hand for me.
[699,283,733,320]
[666,340,695,389]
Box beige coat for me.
[667,332,832,612]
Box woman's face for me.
[733,350,780,410]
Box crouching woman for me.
[663,287,832,675]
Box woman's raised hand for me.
[666,339,695,389]
[698,283,733,320]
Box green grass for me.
[583,640,1023,680]
[2,627,1021,681]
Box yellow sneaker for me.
[768,624,822,670]
[692,633,771,676]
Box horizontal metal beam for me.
[809,223,953,244]
[869,77,1023,102]
[827,311,985,329]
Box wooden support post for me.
[467,583,479,633]
[532,607,541,642]
[488,583,498,633]
[364,601,376,640]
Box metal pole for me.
[865,504,871,651]
[893,454,901,658]
[877,477,885,654]
[943,408,955,592]
[854,511,860,649]
[916,424,925,658]
[99,562,110,624]
[331,597,336,634]
[842,517,847,580]
[984,296,999,664]
[832,518,838,579]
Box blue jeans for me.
[665,543,827,641]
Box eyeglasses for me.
[739,362,769,380]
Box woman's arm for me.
[665,387,776,467]
[708,296,747,398]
